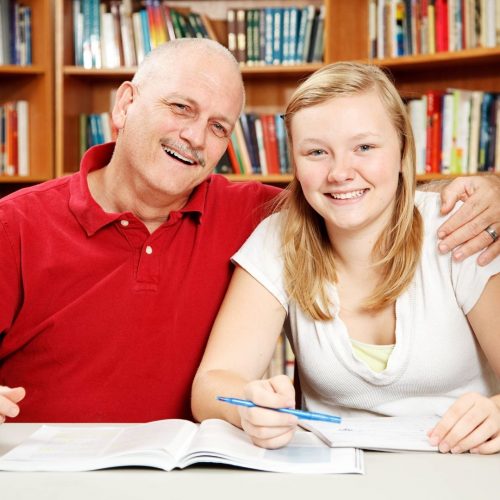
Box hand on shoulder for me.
[437,175,500,266]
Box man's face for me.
[115,51,243,201]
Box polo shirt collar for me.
[69,142,209,236]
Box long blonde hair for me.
[278,62,423,320]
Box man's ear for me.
[111,81,136,130]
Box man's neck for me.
[87,162,189,234]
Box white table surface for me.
[1,423,499,500]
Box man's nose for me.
[179,119,206,150]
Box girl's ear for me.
[111,82,136,131]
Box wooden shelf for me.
[0,0,54,183]
[0,175,52,183]
[0,0,495,189]
[0,65,46,75]
[371,47,500,70]
[224,174,293,183]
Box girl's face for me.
[291,91,402,241]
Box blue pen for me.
[217,396,341,424]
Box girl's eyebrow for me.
[350,132,382,140]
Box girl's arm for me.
[191,266,297,448]
[428,273,500,454]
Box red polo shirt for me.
[0,143,280,422]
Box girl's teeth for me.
[331,190,365,200]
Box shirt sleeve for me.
[416,191,500,315]
[0,213,22,333]
[231,213,289,311]
[451,252,500,315]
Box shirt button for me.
[145,245,153,255]
[120,220,129,227]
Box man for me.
[0,39,499,423]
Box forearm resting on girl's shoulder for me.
[428,175,500,265]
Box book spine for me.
[16,100,29,176]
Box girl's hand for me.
[239,375,297,449]
[428,392,500,454]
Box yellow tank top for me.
[350,338,394,372]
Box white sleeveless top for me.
[232,192,500,418]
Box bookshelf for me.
[0,0,492,187]
[0,0,54,188]
[53,0,499,182]
[55,0,327,178]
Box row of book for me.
[227,5,324,66]
[369,0,500,59]
[0,1,32,65]
[408,90,499,174]
[216,112,291,176]
[0,100,29,177]
[79,112,117,159]
[73,0,217,69]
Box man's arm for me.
[418,175,500,266]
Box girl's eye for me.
[358,144,373,152]
[309,149,325,157]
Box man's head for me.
[111,39,245,205]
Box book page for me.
[182,419,363,473]
[303,416,440,452]
[0,420,198,471]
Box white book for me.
[303,416,440,452]
[440,93,454,174]
[468,90,483,174]
[254,117,268,175]
[377,0,386,58]
[119,3,136,67]
[0,419,363,474]
[132,11,145,65]
[100,12,119,68]
[408,97,427,174]
[16,100,29,176]
[456,90,473,173]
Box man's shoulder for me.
[0,176,73,218]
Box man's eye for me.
[172,103,188,112]
[212,123,228,138]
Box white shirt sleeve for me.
[416,191,500,315]
[231,213,289,311]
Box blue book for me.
[140,9,151,56]
[264,7,273,65]
[288,7,298,65]
[477,93,494,172]
[246,113,261,173]
[272,7,283,64]
[274,113,289,173]
[239,113,259,171]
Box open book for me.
[302,416,440,452]
[0,419,363,473]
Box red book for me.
[261,114,280,174]
[226,139,241,174]
[435,0,449,52]
[425,91,443,173]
